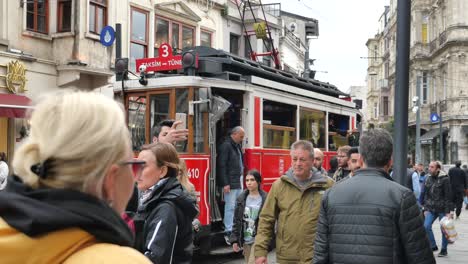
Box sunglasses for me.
[118,159,146,177]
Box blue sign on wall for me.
[430,112,440,123]
[100,26,115,47]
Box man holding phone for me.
[152,119,188,145]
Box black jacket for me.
[0,175,134,246]
[448,166,467,192]
[313,168,435,264]
[423,170,452,214]
[230,189,267,247]
[216,137,244,189]
[134,177,198,264]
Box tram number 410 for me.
[188,168,200,179]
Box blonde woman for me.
[134,142,198,263]
[0,92,150,264]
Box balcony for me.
[283,27,304,49]
[378,78,389,90]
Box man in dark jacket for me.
[217,126,245,244]
[313,128,435,264]
[448,160,467,219]
[422,160,453,257]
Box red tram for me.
[115,45,361,253]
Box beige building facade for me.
[0,0,313,164]
[0,0,226,162]
[366,0,468,164]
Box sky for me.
[263,0,390,93]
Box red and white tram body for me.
[116,47,360,252]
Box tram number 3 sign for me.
[135,43,182,72]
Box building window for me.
[130,8,148,71]
[373,102,378,119]
[422,72,428,104]
[58,0,72,32]
[442,72,447,100]
[200,30,212,47]
[263,41,272,67]
[383,96,389,116]
[421,14,429,44]
[155,18,169,56]
[245,35,252,58]
[26,0,49,34]
[384,62,389,78]
[182,26,194,48]
[154,17,195,56]
[89,0,106,34]
[230,33,240,55]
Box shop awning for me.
[0,94,32,118]
[420,128,448,145]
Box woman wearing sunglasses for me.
[134,142,198,264]
[0,92,150,263]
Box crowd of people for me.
[0,90,467,264]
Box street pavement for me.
[194,209,468,263]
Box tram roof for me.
[189,46,348,98]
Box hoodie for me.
[134,176,198,264]
[0,176,150,264]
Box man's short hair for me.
[432,160,442,169]
[347,147,359,159]
[359,128,393,168]
[230,126,244,135]
[455,160,461,167]
[291,140,314,159]
[314,148,324,157]
[152,120,175,138]
[337,145,351,154]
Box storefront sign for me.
[0,60,27,94]
[135,43,183,72]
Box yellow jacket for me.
[254,169,334,263]
[0,218,151,264]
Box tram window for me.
[150,93,170,142]
[175,89,189,152]
[193,89,208,153]
[263,100,296,149]
[128,95,146,151]
[328,113,350,151]
[300,108,326,149]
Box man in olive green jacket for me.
[254,140,334,264]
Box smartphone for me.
[175,113,187,130]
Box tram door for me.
[211,88,245,228]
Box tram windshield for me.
[125,87,209,153]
